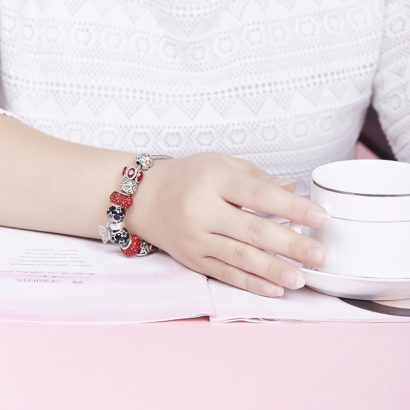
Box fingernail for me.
[262,283,284,297]
[308,247,328,266]
[281,271,305,289]
[308,209,331,226]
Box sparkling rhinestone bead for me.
[120,234,142,256]
[98,224,112,244]
[136,153,152,171]
[110,191,133,209]
[112,228,130,246]
[120,177,137,195]
[107,205,126,222]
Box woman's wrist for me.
[101,153,173,251]
[125,156,169,240]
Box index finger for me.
[220,171,330,228]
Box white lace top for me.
[0,0,409,195]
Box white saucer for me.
[301,267,410,301]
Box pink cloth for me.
[0,318,409,410]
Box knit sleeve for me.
[371,0,410,162]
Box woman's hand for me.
[129,152,330,297]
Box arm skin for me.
[0,114,150,240]
[0,113,330,297]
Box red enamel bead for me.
[122,166,137,179]
[137,170,144,182]
[110,191,133,209]
[127,167,136,179]
[121,234,142,257]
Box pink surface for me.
[0,318,409,410]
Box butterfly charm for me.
[98,224,112,244]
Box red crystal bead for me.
[137,170,144,182]
[121,234,142,257]
[110,191,133,209]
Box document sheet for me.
[1,226,409,323]
[0,226,214,323]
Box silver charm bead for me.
[98,223,112,244]
[136,239,152,256]
[136,153,152,171]
[109,222,125,232]
[120,177,137,195]
[99,152,173,254]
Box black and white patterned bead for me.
[111,228,130,246]
[107,204,126,222]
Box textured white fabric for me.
[0,0,409,195]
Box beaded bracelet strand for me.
[98,153,171,257]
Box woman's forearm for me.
[0,114,331,297]
[0,114,141,239]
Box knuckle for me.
[294,198,312,223]
[264,260,280,282]
[244,275,254,292]
[198,159,226,184]
[218,263,235,285]
[249,180,265,204]
[288,196,301,221]
[257,174,280,185]
[245,219,264,246]
[181,254,201,271]
[201,151,226,159]
[195,165,213,182]
[231,243,249,266]
[238,158,258,171]
[287,234,305,259]
[217,262,249,292]
[239,159,251,168]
